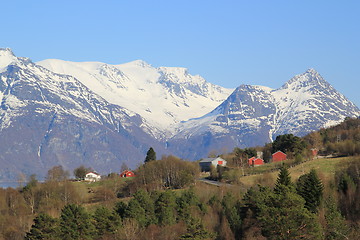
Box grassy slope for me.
[238,156,354,188]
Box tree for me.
[274,165,292,193]
[176,187,201,221]
[145,147,156,163]
[155,190,177,225]
[133,189,157,225]
[180,217,213,240]
[296,169,324,213]
[59,204,94,240]
[272,134,307,155]
[25,213,59,240]
[324,196,350,240]
[73,165,91,180]
[47,165,69,182]
[125,198,147,227]
[93,206,121,237]
[242,185,322,240]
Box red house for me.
[311,148,318,158]
[120,170,135,178]
[248,157,256,166]
[248,157,264,167]
[252,158,264,166]
[272,151,287,162]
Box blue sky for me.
[2,0,360,107]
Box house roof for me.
[272,151,286,155]
[86,171,100,176]
[199,157,226,163]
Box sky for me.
[1,0,360,107]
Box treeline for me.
[305,117,360,156]
[222,117,360,169]
[23,157,360,239]
[0,155,199,239]
[25,188,211,240]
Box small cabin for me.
[120,170,135,178]
[199,157,227,172]
[272,151,287,162]
[85,172,101,182]
[311,148,319,158]
[249,157,264,167]
[248,157,256,166]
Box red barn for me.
[248,157,264,167]
[120,170,135,178]
[311,148,318,158]
[252,158,264,166]
[248,157,255,166]
[272,151,287,162]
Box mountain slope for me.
[168,69,360,159]
[37,59,233,134]
[0,48,167,181]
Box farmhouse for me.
[120,170,135,178]
[84,172,101,182]
[248,157,256,166]
[199,157,227,172]
[272,151,287,162]
[248,157,264,167]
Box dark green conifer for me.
[59,204,94,240]
[144,147,156,163]
[274,165,292,193]
[25,213,59,240]
[296,169,324,213]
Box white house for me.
[199,157,227,172]
[84,172,101,182]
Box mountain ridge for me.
[0,48,359,180]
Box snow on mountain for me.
[168,69,360,159]
[37,59,233,135]
[0,48,168,180]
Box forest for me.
[1,117,360,240]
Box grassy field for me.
[238,156,355,188]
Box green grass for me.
[236,156,355,188]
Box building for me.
[248,157,256,166]
[272,151,287,162]
[120,170,135,178]
[248,157,264,167]
[311,148,319,158]
[199,157,227,172]
[84,172,101,182]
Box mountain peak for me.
[0,48,18,70]
[128,59,152,68]
[280,68,329,90]
[0,48,15,55]
[305,68,318,74]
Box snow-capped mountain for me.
[0,48,168,181]
[0,48,359,180]
[168,69,360,159]
[37,59,232,135]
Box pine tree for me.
[93,206,121,237]
[180,217,213,240]
[324,196,350,240]
[274,165,292,193]
[145,147,156,163]
[155,190,177,225]
[59,204,94,240]
[133,189,157,225]
[25,213,59,240]
[296,169,324,213]
[125,198,147,227]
